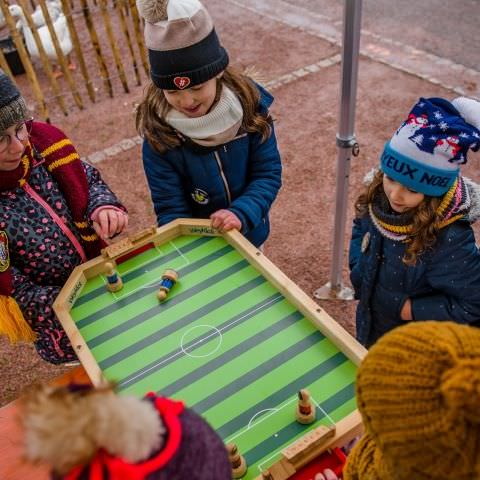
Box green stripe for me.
[75,236,213,306]
[75,243,236,328]
[244,383,355,467]
[215,351,348,438]
[160,313,312,399]
[117,293,285,389]
[98,274,265,369]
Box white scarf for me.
[165,85,244,147]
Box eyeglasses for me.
[0,119,33,154]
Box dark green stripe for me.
[159,312,309,399]
[190,328,322,413]
[215,352,348,439]
[75,237,214,306]
[244,383,355,465]
[98,274,266,369]
[76,245,236,329]
[118,293,285,389]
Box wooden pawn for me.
[105,262,123,292]
[227,443,247,478]
[296,388,316,424]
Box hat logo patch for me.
[174,76,191,89]
[191,188,209,205]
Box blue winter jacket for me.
[349,215,480,347]
[142,86,282,247]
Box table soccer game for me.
[52,220,364,480]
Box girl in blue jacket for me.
[350,96,480,347]
[135,0,282,247]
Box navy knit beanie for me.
[0,70,27,132]
[136,0,229,90]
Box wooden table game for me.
[53,219,366,479]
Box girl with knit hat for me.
[0,70,128,364]
[313,321,480,480]
[20,383,231,479]
[349,96,480,347]
[135,0,282,247]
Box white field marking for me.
[180,324,223,358]
[106,240,191,298]
[119,294,283,388]
[226,395,298,444]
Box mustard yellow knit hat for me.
[344,321,480,480]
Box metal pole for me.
[314,0,362,300]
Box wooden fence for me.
[0,0,149,121]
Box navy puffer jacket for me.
[349,177,480,347]
[142,85,282,247]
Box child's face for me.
[163,77,218,118]
[382,174,425,213]
[0,121,29,171]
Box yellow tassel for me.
[0,295,36,343]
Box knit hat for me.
[0,70,28,132]
[344,321,480,480]
[136,0,229,90]
[381,97,480,196]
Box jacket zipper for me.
[22,182,87,262]
[214,150,232,205]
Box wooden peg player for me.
[157,269,178,301]
[104,262,123,292]
[296,389,316,424]
[227,443,247,478]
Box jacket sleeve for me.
[349,217,364,271]
[228,123,282,233]
[83,161,127,218]
[142,141,193,226]
[411,223,480,323]
[11,267,76,364]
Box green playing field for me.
[69,234,357,478]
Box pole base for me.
[313,281,354,301]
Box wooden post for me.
[38,0,83,109]
[0,48,15,81]
[98,0,129,93]
[80,0,113,97]
[60,0,96,102]
[127,0,149,77]
[17,0,69,116]
[114,0,141,86]
[0,2,50,122]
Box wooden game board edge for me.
[253,411,363,480]
[222,228,367,365]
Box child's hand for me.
[210,209,242,232]
[400,298,412,321]
[92,208,129,241]
[313,469,339,480]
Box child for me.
[135,0,282,248]
[349,96,480,347]
[343,320,480,480]
[20,383,231,479]
[0,70,128,364]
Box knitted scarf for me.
[0,121,104,342]
[368,176,470,241]
[165,85,243,147]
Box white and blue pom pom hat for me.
[381,97,480,196]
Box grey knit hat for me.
[0,70,28,132]
[136,0,229,90]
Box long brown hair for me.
[135,66,272,153]
[355,170,443,265]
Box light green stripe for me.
[72,236,230,320]
[103,283,286,381]
[90,261,261,362]
[222,360,356,449]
